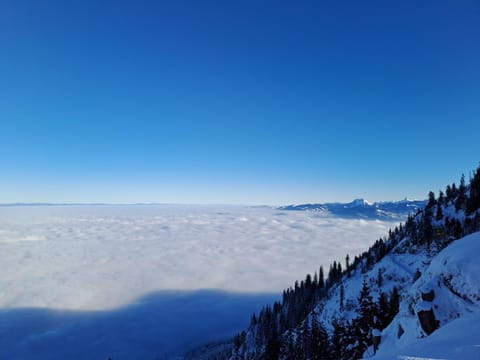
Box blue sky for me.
[1,0,479,204]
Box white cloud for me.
[0,205,396,311]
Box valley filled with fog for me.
[0,205,398,358]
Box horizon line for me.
[0,197,427,208]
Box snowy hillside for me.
[373,231,480,359]
[279,198,426,220]
[227,167,480,360]
[306,231,480,360]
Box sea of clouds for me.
[0,205,395,310]
[0,205,398,358]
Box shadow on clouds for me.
[0,289,278,360]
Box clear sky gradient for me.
[1,0,479,205]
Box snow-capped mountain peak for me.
[279,198,427,220]
[348,198,373,207]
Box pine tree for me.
[453,219,463,239]
[294,330,305,360]
[339,283,345,311]
[301,319,310,357]
[280,331,296,359]
[331,320,346,359]
[234,331,245,351]
[423,194,434,249]
[376,291,389,329]
[318,266,325,289]
[436,202,443,221]
[455,174,467,211]
[352,279,376,356]
[377,268,383,288]
[438,190,445,206]
[266,336,280,360]
[305,274,312,289]
[427,191,436,208]
[358,279,375,329]
[474,212,480,232]
[388,287,400,323]
[310,316,329,360]
[467,165,480,215]
[446,184,453,203]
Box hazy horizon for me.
[0,195,427,207]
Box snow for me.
[425,232,480,306]
[0,204,395,358]
[280,199,426,220]
[301,230,480,360]
[374,312,480,360]
[313,246,429,332]
[350,198,373,207]
[415,301,433,312]
[372,231,480,359]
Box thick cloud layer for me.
[0,205,396,311]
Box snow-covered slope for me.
[372,231,480,359]
[374,312,480,360]
[229,167,480,360]
[302,232,480,359]
[279,198,426,220]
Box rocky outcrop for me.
[416,289,439,335]
[397,324,404,339]
[417,307,439,335]
[372,329,382,353]
[417,309,439,335]
[415,288,439,335]
[421,289,435,302]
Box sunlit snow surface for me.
[0,205,396,358]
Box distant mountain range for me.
[279,198,427,220]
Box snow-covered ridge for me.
[279,198,427,220]
[373,231,480,359]
[303,231,480,359]
[229,166,480,360]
